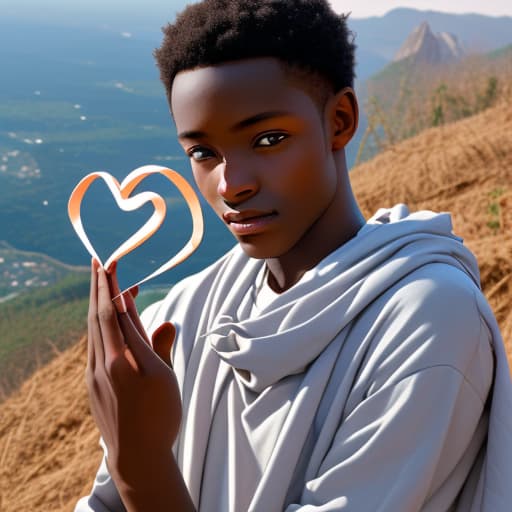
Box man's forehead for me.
[170,58,317,130]
[171,58,287,101]
[171,58,332,127]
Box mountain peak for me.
[394,21,465,64]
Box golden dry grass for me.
[350,98,512,354]
[0,338,102,511]
[0,100,511,511]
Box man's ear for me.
[328,87,358,151]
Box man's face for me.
[171,58,340,260]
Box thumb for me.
[151,322,176,366]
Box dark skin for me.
[87,260,194,511]
[172,58,365,291]
[87,57,364,510]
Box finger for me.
[117,313,156,373]
[107,264,149,344]
[106,260,124,312]
[151,322,176,367]
[88,258,103,369]
[97,266,125,360]
[87,259,96,370]
[125,295,150,344]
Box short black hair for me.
[154,0,356,103]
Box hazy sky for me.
[6,0,512,16]
[330,0,512,18]
[3,1,512,26]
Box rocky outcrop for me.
[394,21,465,64]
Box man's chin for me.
[236,237,286,260]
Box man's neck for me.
[265,193,365,293]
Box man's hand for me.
[86,259,193,511]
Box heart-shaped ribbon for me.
[68,164,203,295]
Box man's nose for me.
[216,156,258,206]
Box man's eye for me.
[188,147,215,161]
[255,133,288,147]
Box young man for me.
[76,1,512,511]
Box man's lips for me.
[222,209,278,235]
[223,209,277,223]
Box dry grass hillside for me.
[0,101,511,511]
[350,99,512,349]
[359,44,512,162]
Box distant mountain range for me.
[393,22,465,64]
[349,8,512,80]
[347,9,512,166]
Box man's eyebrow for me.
[178,129,207,141]
[232,111,290,131]
[177,111,290,140]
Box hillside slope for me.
[0,101,511,511]
[0,270,90,399]
[350,99,512,348]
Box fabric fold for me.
[205,204,481,392]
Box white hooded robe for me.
[75,205,512,512]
